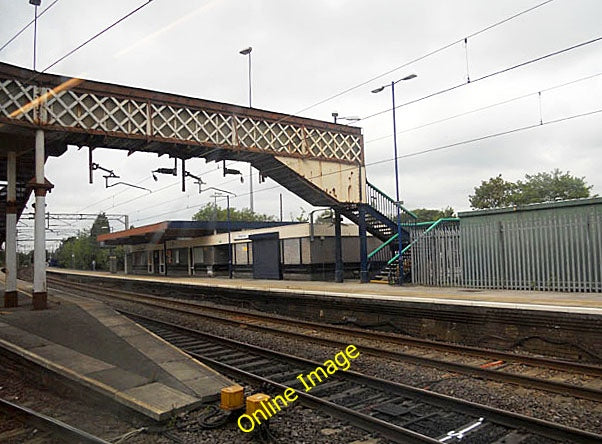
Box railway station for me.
[1,1,601,443]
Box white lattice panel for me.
[0,78,362,163]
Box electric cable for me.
[284,0,557,118]
[359,36,602,123]
[28,0,154,78]
[365,71,602,144]
[0,0,60,53]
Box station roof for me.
[97,220,298,246]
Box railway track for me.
[0,398,110,443]
[122,310,601,444]
[47,275,602,403]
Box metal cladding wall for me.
[411,198,602,292]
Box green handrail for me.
[387,217,459,265]
[367,232,398,259]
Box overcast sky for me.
[1,0,601,246]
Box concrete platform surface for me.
[0,275,232,421]
[49,268,602,315]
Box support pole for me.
[334,208,344,283]
[359,205,369,283]
[4,151,18,307]
[227,196,232,279]
[32,129,48,309]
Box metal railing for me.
[366,182,417,225]
[409,213,602,292]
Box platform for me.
[48,268,602,315]
[0,274,232,421]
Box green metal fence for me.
[410,198,602,292]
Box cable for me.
[129,106,602,224]
[365,71,602,144]
[0,0,60,53]
[287,0,557,117]
[360,36,602,122]
[32,0,154,77]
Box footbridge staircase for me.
[0,62,411,281]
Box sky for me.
[1,0,601,248]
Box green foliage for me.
[53,213,120,270]
[469,170,594,209]
[513,169,593,205]
[292,207,309,222]
[469,174,518,209]
[192,203,276,222]
[411,207,456,222]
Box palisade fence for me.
[410,221,462,287]
[410,211,602,292]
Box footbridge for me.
[0,62,415,307]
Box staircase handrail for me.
[387,217,459,265]
[366,182,418,220]
[367,232,398,259]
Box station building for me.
[97,220,380,281]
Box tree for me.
[53,213,121,270]
[514,169,593,205]
[469,174,518,209]
[469,170,594,209]
[411,207,455,223]
[192,203,276,222]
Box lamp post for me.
[239,46,254,213]
[371,73,417,285]
[29,0,41,71]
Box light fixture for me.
[239,47,252,55]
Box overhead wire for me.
[365,71,602,144]
[0,0,61,53]
[284,0,557,118]
[28,0,154,77]
[359,36,602,122]
[88,0,561,192]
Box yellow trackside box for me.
[246,393,271,416]
[219,385,245,411]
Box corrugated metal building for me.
[411,198,602,292]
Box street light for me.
[239,46,254,213]
[371,73,417,285]
[332,112,360,124]
[29,0,41,71]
